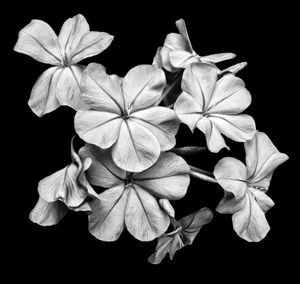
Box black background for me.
[5,1,297,281]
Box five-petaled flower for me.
[214,131,288,242]
[79,144,190,242]
[174,62,256,152]
[153,18,236,73]
[75,63,180,172]
[14,14,114,116]
[29,138,94,226]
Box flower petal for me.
[213,157,248,199]
[245,132,289,188]
[159,199,175,218]
[130,106,179,151]
[125,185,170,241]
[219,62,248,76]
[174,91,203,132]
[71,32,114,63]
[82,63,124,114]
[133,152,190,200]
[148,235,174,264]
[216,192,246,214]
[181,63,218,110]
[58,14,89,62]
[232,191,271,242]
[88,184,127,241]
[250,188,275,212]
[28,67,61,117]
[29,197,68,226]
[112,120,160,172]
[14,20,62,64]
[197,116,229,152]
[169,50,197,69]
[123,65,165,112]
[55,65,86,110]
[75,110,122,149]
[175,19,193,52]
[207,74,251,113]
[164,32,190,52]
[201,53,236,63]
[208,114,256,142]
[79,144,126,188]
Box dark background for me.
[4,1,297,281]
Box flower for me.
[29,137,94,226]
[148,208,213,264]
[174,62,256,152]
[153,18,236,73]
[14,14,114,116]
[79,144,190,241]
[75,63,180,172]
[213,131,289,242]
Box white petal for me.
[88,184,127,241]
[112,120,160,172]
[75,110,122,149]
[123,65,165,112]
[181,63,218,110]
[79,144,126,188]
[55,65,86,110]
[58,14,89,62]
[71,32,114,63]
[164,32,190,52]
[148,235,174,264]
[214,157,248,199]
[28,67,61,117]
[125,185,170,241]
[232,192,271,242]
[133,152,190,200]
[209,114,256,142]
[245,132,289,187]
[174,91,203,132]
[82,63,124,114]
[201,53,236,63]
[219,62,248,76]
[250,188,275,212]
[14,20,62,64]
[159,199,175,218]
[169,50,197,69]
[216,192,247,214]
[175,19,193,51]
[130,107,179,151]
[29,197,68,226]
[197,116,229,152]
[207,74,251,113]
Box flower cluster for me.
[15,14,288,264]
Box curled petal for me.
[201,53,236,63]
[214,157,248,199]
[14,19,62,65]
[164,33,190,52]
[169,50,197,69]
[197,116,229,153]
[125,185,170,241]
[29,197,68,226]
[148,235,175,264]
[175,19,193,52]
[159,199,175,218]
[134,152,190,200]
[219,62,248,76]
[28,67,61,117]
[123,65,166,112]
[75,110,122,149]
[209,114,256,142]
[112,120,160,172]
[130,106,179,151]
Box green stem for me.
[189,165,218,183]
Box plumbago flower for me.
[29,138,94,226]
[214,131,289,242]
[148,208,213,264]
[79,144,190,241]
[174,62,256,152]
[153,19,236,73]
[75,63,180,172]
[14,14,113,116]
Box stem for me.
[189,165,218,183]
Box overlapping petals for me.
[79,144,190,241]
[174,62,256,152]
[75,63,180,172]
[14,14,114,116]
[153,19,236,72]
[214,132,288,242]
[29,138,94,226]
[148,208,213,264]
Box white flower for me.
[214,131,289,242]
[14,14,114,116]
[75,63,179,172]
[174,62,256,152]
